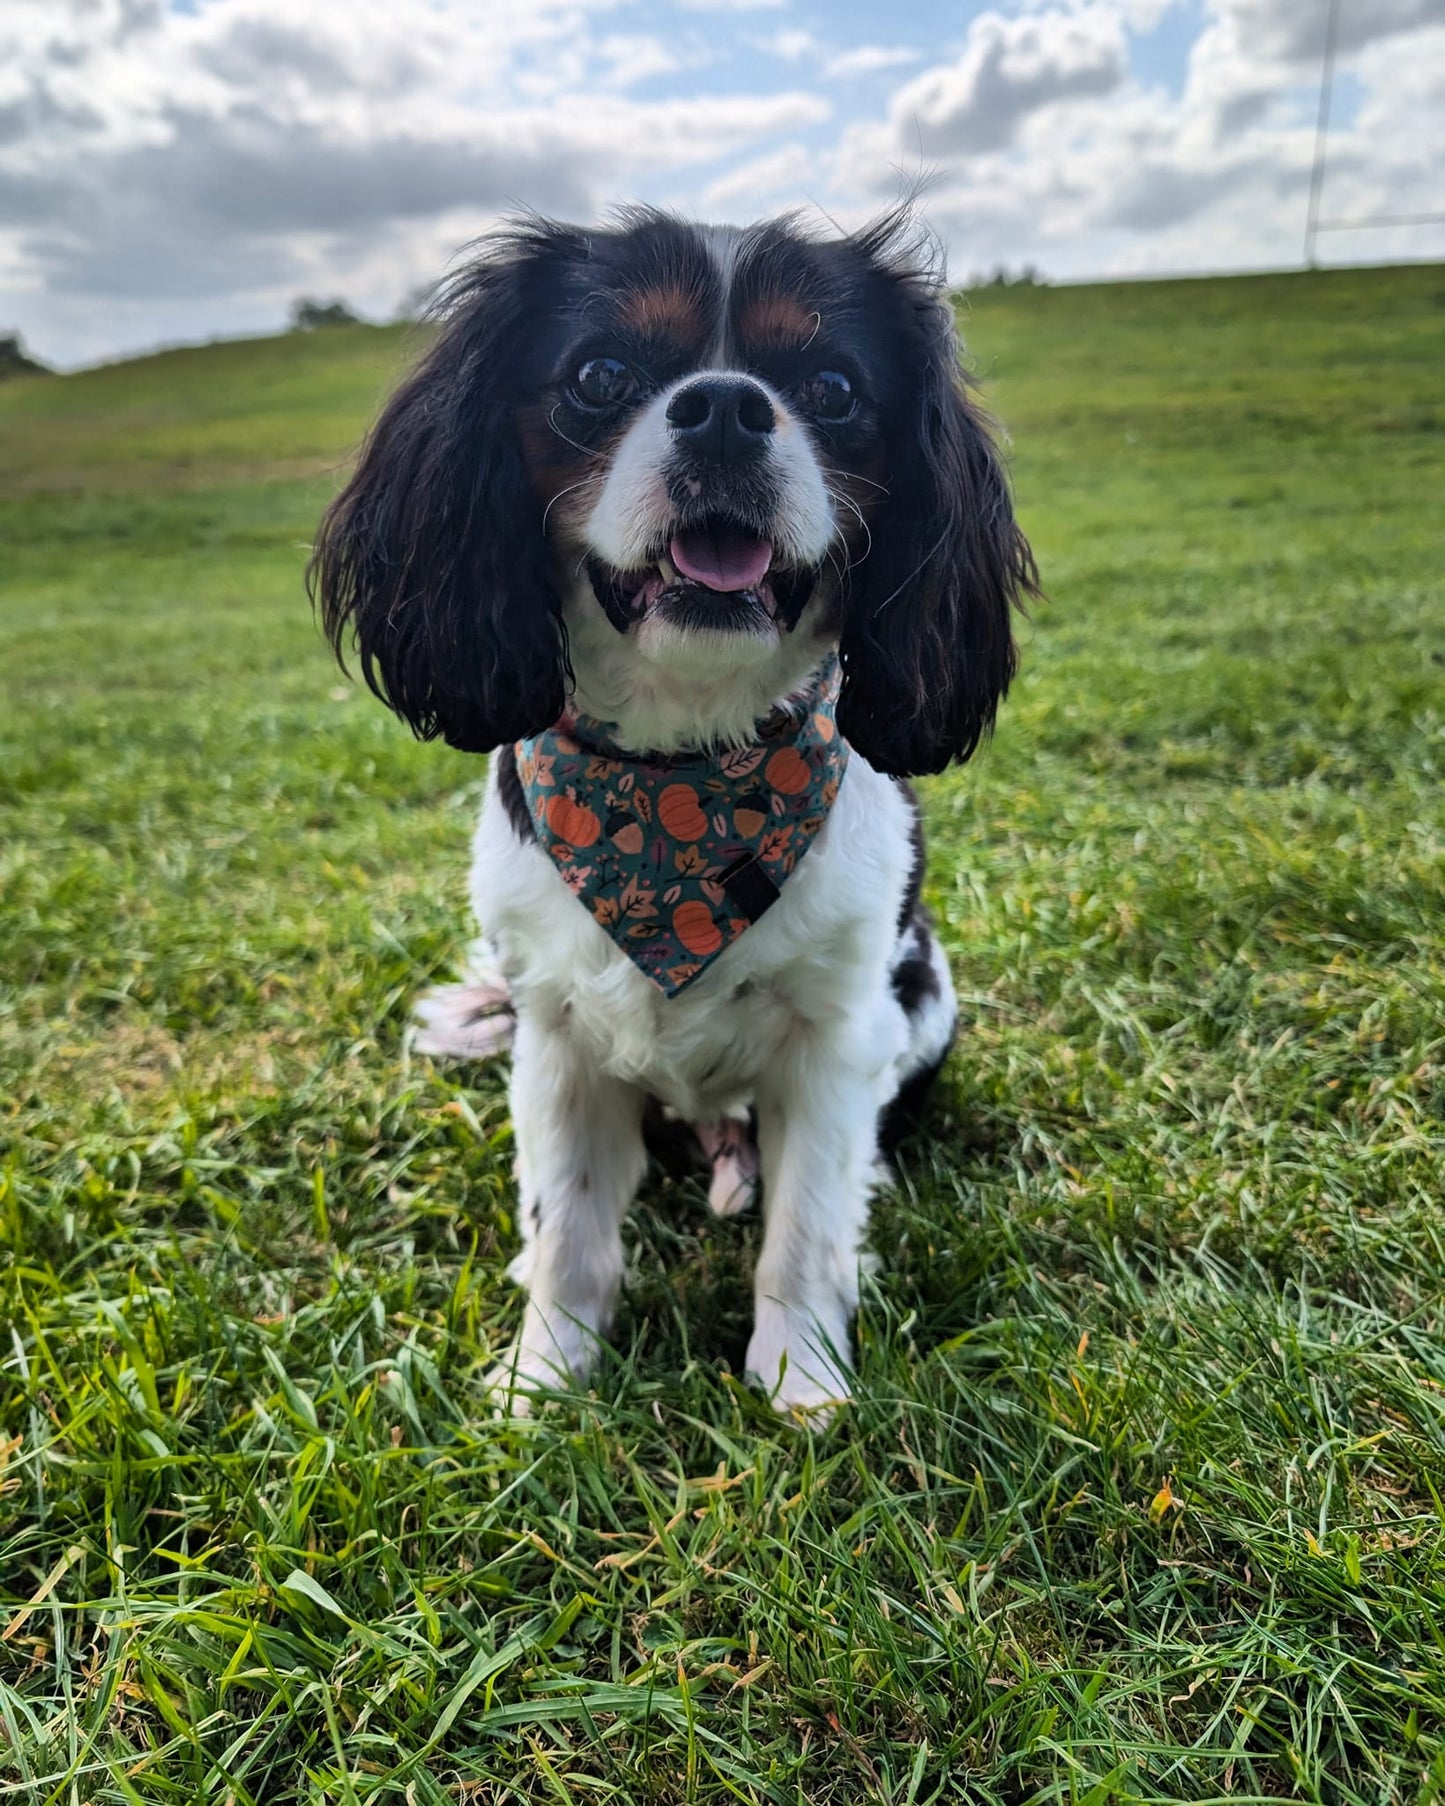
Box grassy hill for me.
[1,266,1443,1804]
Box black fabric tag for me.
[719,853,781,923]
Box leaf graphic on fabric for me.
[619,875,657,919]
[719,745,765,779]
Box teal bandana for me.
[514,657,849,996]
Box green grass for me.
[1,264,1443,1804]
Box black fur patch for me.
[878,1044,949,1155]
[890,920,941,1015]
[309,222,587,753]
[495,744,536,844]
[895,779,925,936]
[641,1098,706,1178]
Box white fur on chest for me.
[471,753,914,1120]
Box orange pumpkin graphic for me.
[657,782,708,842]
[673,899,723,957]
[545,794,601,848]
[765,746,811,795]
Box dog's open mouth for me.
[587,515,816,633]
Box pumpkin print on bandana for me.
[514,657,849,996]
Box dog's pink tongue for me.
[669,528,773,593]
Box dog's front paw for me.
[745,1315,852,1421]
[482,1352,549,1416]
[482,1341,576,1416]
[484,1303,601,1414]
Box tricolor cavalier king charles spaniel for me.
[311,207,1037,1414]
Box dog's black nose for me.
[666,377,775,465]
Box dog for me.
[310,207,1036,1413]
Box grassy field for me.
[1,262,1442,1804]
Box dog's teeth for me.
[658,554,679,584]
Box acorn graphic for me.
[606,809,645,856]
[733,790,770,838]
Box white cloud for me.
[889,8,1128,156]
[822,46,920,80]
[1210,0,1444,62]
[754,30,817,61]
[594,34,687,88]
[704,142,817,208]
[1018,0,1186,29]
[4,0,1442,367]
[828,0,1445,289]
[0,0,830,363]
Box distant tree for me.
[961,265,1050,292]
[0,331,51,380]
[290,298,361,330]
[981,264,1047,289]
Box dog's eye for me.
[570,356,637,411]
[797,370,856,422]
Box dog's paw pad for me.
[413,982,516,1061]
[707,1155,757,1218]
[695,1115,760,1218]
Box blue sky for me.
[3,0,1442,366]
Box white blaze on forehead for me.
[700,222,746,367]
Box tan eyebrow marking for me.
[615,281,707,342]
[737,293,822,349]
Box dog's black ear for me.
[836,250,1037,778]
[309,231,574,753]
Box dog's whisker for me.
[546,406,604,458]
[825,483,873,565]
[542,474,601,536]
